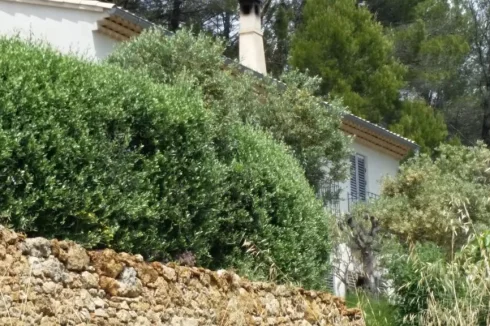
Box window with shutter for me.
[350,154,367,201]
[357,156,366,201]
[350,155,357,200]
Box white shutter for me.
[350,155,357,199]
[350,154,367,201]
[357,156,366,201]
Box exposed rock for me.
[175,251,196,267]
[55,241,90,271]
[117,267,143,298]
[80,271,99,289]
[0,225,22,245]
[120,301,130,310]
[99,276,120,296]
[0,226,364,326]
[29,256,67,282]
[79,308,91,322]
[116,309,131,322]
[135,315,151,326]
[20,237,51,258]
[0,245,6,259]
[42,281,57,294]
[89,249,124,278]
[275,284,293,297]
[62,272,74,285]
[74,289,96,312]
[262,292,281,316]
[95,308,109,318]
[161,264,177,282]
[93,297,106,308]
[171,316,199,326]
[136,264,159,286]
[305,301,321,324]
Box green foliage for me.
[107,28,350,191]
[370,143,490,250]
[386,235,490,326]
[390,0,475,144]
[459,0,490,146]
[214,124,332,288]
[0,37,332,288]
[390,100,448,152]
[264,1,294,76]
[290,0,405,123]
[289,0,450,153]
[346,292,397,326]
[364,0,425,26]
[385,242,446,325]
[106,29,225,99]
[393,0,470,90]
[0,37,226,259]
[370,143,490,325]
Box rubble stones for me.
[54,240,90,271]
[0,225,364,326]
[81,270,99,288]
[20,237,51,258]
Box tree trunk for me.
[481,62,490,146]
[361,248,377,294]
[223,12,231,40]
[347,213,380,295]
[482,103,490,146]
[294,0,306,26]
[475,2,490,146]
[169,0,182,32]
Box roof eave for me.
[1,0,115,12]
[342,113,420,152]
[107,7,160,31]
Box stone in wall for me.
[0,226,364,325]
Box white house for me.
[332,113,418,215]
[0,0,152,60]
[0,0,418,205]
[327,114,417,298]
[0,0,419,298]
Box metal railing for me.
[326,199,341,217]
[347,192,379,211]
[318,183,380,216]
[318,182,341,217]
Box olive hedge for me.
[106,28,350,194]
[0,38,332,288]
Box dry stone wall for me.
[0,226,364,326]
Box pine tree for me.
[390,100,448,152]
[364,0,424,27]
[290,0,405,124]
[290,0,448,152]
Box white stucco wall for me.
[329,140,400,298]
[337,139,400,214]
[0,1,118,60]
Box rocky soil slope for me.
[0,226,364,325]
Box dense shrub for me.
[370,143,490,251]
[214,124,331,288]
[0,38,332,288]
[367,143,490,325]
[106,28,350,192]
[384,242,446,325]
[346,292,397,326]
[385,236,490,326]
[0,38,226,260]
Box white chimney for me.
[238,0,267,75]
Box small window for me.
[350,154,366,201]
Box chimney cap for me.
[238,0,262,15]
